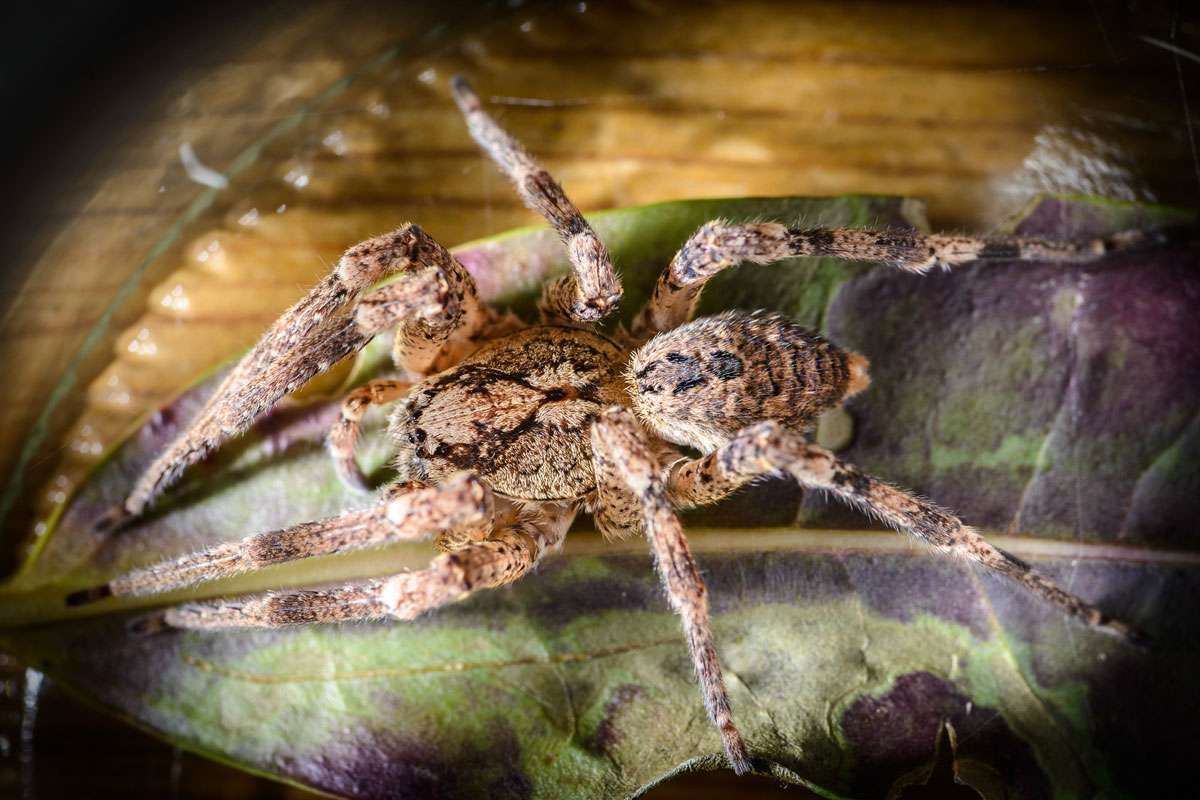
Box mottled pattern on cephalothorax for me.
[628,310,870,452]
[391,326,628,501]
[78,76,1154,779]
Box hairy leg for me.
[450,76,621,325]
[631,220,1151,339]
[591,420,684,540]
[673,420,1144,643]
[328,379,413,491]
[69,473,493,606]
[357,236,486,377]
[590,420,643,540]
[591,407,751,775]
[160,501,573,629]
[110,225,481,526]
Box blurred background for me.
[0,1,1196,796]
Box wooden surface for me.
[0,1,1196,797]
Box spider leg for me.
[631,220,1151,339]
[68,472,493,606]
[158,501,573,629]
[450,76,621,325]
[591,419,685,540]
[591,407,752,775]
[590,422,643,541]
[357,237,485,377]
[677,420,1145,644]
[666,442,761,511]
[328,378,413,491]
[109,225,482,526]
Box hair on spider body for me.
[627,310,870,454]
[72,75,1151,777]
[388,325,628,503]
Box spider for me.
[68,76,1144,776]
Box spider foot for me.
[1097,615,1152,649]
[722,722,752,776]
[65,584,113,607]
[127,611,171,637]
[90,504,133,535]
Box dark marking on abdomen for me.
[708,350,744,380]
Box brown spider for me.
[69,77,1144,775]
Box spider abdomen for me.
[390,326,628,501]
[627,310,870,452]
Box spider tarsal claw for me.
[65,584,113,607]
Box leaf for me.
[1,196,1197,800]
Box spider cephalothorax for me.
[393,325,628,501]
[71,76,1145,776]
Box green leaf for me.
[2,195,1197,799]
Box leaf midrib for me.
[0,528,1193,629]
